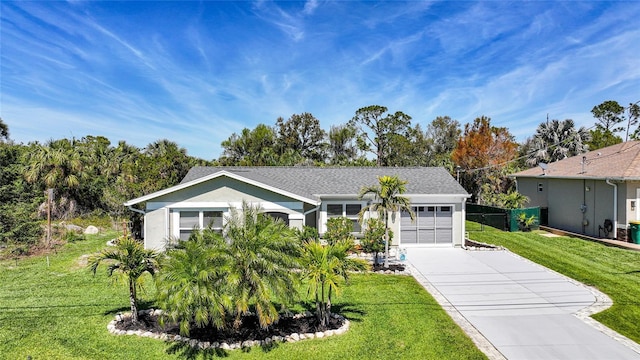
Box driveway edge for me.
[407,262,507,360]
[503,249,640,356]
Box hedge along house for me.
[511,141,640,240]
[124,167,470,251]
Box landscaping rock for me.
[63,223,84,233]
[84,225,99,234]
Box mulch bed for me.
[115,312,343,344]
[371,263,406,272]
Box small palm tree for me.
[359,175,414,268]
[89,236,160,323]
[223,202,301,329]
[155,229,231,335]
[300,240,368,329]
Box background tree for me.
[359,175,414,268]
[348,105,413,166]
[591,100,625,136]
[525,119,590,167]
[275,113,327,162]
[219,124,281,165]
[0,118,9,141]
[627,101,640,140]
[89,236,160,323]
[327,124,363,165]
[452,116,518,202]
[386,124,430,166]
[586,128,622,150]
[0,141,42,247]
[425,116,461,167]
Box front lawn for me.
[0,232,486,359]
[469,223,640,344]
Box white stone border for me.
[107,309,350,350]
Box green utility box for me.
[629,221,640,244]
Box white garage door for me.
[400,206,453,246]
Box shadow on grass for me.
[102,300,155,316]
[165,336,281,359]
[331,303,366,322]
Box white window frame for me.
[322,201,366,234]
[172,208,226,240]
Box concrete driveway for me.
[407,248,640,360]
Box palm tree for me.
[89,236,160,323]
[359,175,414,268]
[24,139,84,190]
[300,240,368,329]
[155,230,231,335]
[223,202,301,329]
[526,119,591,166]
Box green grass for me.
[469,222,640,344]
[0,232,486,360]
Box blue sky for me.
[2,1,639,160]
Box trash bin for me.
[629,221,640,244]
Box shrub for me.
[324,217,355,245]
[361,218,393,265]
[296,225,320,243]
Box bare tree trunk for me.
[384,212,390,268]
[129,277,138,323]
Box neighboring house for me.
[511,141,640,240]
[124,166,470,250]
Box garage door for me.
[400,206,453,246]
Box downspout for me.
[605,179,618,239]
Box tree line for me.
[0,99,638,248]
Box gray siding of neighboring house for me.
[519,177,621,238]
[517,178,548,208]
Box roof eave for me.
[124,170,320,207]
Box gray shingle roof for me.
[181,166,468,202]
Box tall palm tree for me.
[89,236,160,323]
[155,230,231,335]
[24,139,84,190]
[359,175,414,268]
[223,202,301,329]
[526,119,591,166]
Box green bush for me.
[361,218,393,265]
[296,225,319,243]
[324,217,355,245]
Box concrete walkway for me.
[407,248,640,360]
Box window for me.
[440,206,451,212]
[326,203,362,232]
[177,210,223,241]
[538,183,544,192]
